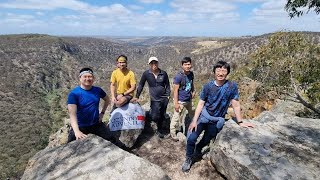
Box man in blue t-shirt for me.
[67,68,111,142]
[170,57,195,140]
[181,61,254,172]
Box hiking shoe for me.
[156,131,164,138]
[170,133,179,141]
[181,157,193,172]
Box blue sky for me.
[0,0,319,37]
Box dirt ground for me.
[131,129,225,180]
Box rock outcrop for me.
[22,135,170,180]
[210,111,320,180]
[108,103,146,148]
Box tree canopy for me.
[249,32,320,115]
[285,0,320,18]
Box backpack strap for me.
[178,71,193,90]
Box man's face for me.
[214,67,228,81]
[149,61,159,71]
[182,62,192,72]
[79,73,94,86]
[117,61,127,70]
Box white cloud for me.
[166,13,191,24]
[35,12,44,16]
[227,0,268,2]
[170,0,236,13]
[0,0,132,16]
[210,12,240,22]
[128,5,144,10]
[138,0,164,3]
[250,0,287,22]
[146,10,162,16]
[0,0,88,11]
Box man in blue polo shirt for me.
[67,68,111,142]
[181,61,254,172]
[133,57,171,138]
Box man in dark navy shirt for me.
[132,57,171,138]
[171,57,195,140]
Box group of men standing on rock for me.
[66,54,254,172]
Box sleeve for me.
[200,84,208,101]
[164,72,171,97]
[136,72,147,98]
[67,91,78,105]
[110,70,116,83]
[231,83,240,100]
[130,71,137,85]
[173,73,182,85]
[99,87,107,99]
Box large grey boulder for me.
[110,129,144,149]
[22,135,170,180]
[108,103,145,148]
[210,111,320,180]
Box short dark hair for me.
[116,55,127,62]
[213,60,230,75]
[79,67,93,74]
[181,57,191,65]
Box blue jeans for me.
[186,122,219,157]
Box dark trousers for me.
[186,122,219,157]
[68,122,111,143]
[150,98,169,132]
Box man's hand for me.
[99,112,104,122]
[188,120,197,132]
[74,130,87,140]
[131,97,139,103]
[116,94,123,100]
[192,91,196,99]
[174,103,181,112]
[239,122,254,128]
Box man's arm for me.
[191,82,196,99]
[173,84,180,112]
[188,99,205,132]
[164,73,171,97]
[124,72,137,96]
[99,95,110,122]
[124,84,136,96]
[68,104,87,139]
[136,73,147,98]
[110,82,117,102]
[231,99,254,128]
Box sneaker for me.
[170,133,179,141]
[181,157,193,172]
[156,131,164,138]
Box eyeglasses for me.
[215,68,228,73]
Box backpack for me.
[177,71,194,90]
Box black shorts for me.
[67,122,112,143]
